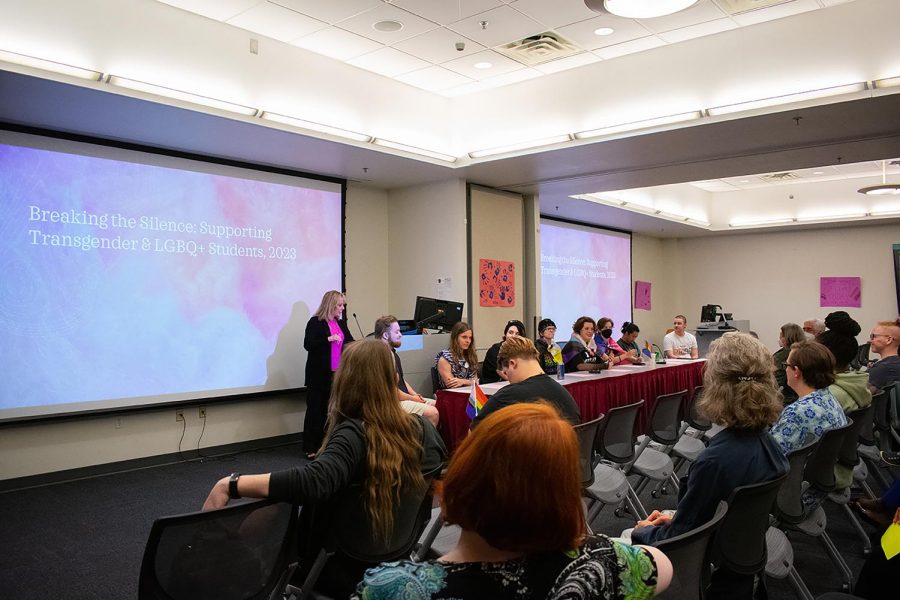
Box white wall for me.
[345,183,390,335]
[632,234,680,349]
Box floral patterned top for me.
[351,535,658,600]
[770,387,848,454]
[435,349,476,384]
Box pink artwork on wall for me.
[820,277,862,308]
[635,280,652,311]
[479,259,516,307]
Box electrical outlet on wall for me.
[199,407,206,419]
[176,409,184,422]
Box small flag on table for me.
[466,381,488,420]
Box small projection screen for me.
[539,218,632,336]
[0,129,344,421]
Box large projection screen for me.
[0,129,344,422]
[539,218,632,336]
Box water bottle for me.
[557,362,565,380]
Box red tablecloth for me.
[435,361,705,453]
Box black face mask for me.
[600,329,613,338]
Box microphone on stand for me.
[352,312,365,339]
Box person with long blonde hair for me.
[204,340,446,597]
[302,290,354,458]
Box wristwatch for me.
[228,472,241,499]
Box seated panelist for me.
[435,321,478,389]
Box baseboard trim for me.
[0,432,304,493]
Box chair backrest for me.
[648,390,687,445]
[850,342,871,371]
[837,404,873,468]
[871,385,891,433]
[655,501,728,600]
[573,415,604,487]
[139,498,297,600]
[595,400,644,464]
[858,391,882,446]
[774,436,819,525]
[713,473,788,575]
[686,386,711,431]
[430,365,442,391]
[803,420,853,493]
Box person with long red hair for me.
[352,402,671,599]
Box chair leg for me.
[863,456,891,490]
[818,532,854,592]
[412,512,444,561]
[786,566,816,600]
[626,483,649,520]
[839,503,872,556]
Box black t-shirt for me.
[472,373,580,428]
[393,349,410,395]
[480,342,503,384]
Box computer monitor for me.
[701,304,720,323]
[413,296,464,332]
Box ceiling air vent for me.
[762,171,799,181]
[714,0,793,15]
[495,31,582,66]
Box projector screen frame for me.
[0,122,347,425]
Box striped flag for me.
[466,381,488,420]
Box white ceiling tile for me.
[689,180,740,192]
[393,27,486,64]
[441,49,527,80]
[346,47,432,77]
[336,3,439,44]
[533,52,601,74]
[508,0,603,29]
[592,36,666,60]
[637,1,729,33]
[730,0,820,26]
[156,0,260,22]
[440,80,490,97]
[478,66,543,86]
[391,0,504,26]
[226,2,326,42]
[657,17,737,44]
[395,65,475,91]
[555,14,654,50]
[270,0,382,24]
[448,5,545,48]
[291,26,383,61]
[819,0,855,6]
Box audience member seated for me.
[374,315,440,427]
[435,322,479,389]
[617,321,644,363]
[353,403,672,600]
[631,333,788,600]
[594,317,637,365]
[663,315,699,359]
[480,320,525,384]
[770,340,848,455]
[561,316,609,373]
[803,318,826,339]
[472,336,580,428]
[202,339,447,598]
[772,322,806,405]
[866,318,900,394]
[534,318,561,375]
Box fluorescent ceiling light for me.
[873,76,900,89]
[107,75,258,116]
[796,212,867,223]
[260,112,371,143]
[469,134,573,158]
[706,82,868,117]
[372,138,457,163]
[587,0,699,19]
[0,49,102,80]
[729,217,795,228]
[869,209,900,217]
[574,111,703,139]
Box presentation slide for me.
[539,218,632,338]
[0,130,343,421]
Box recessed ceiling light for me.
[373,20,403,32]
[813,171,825,175]
[739,180,750,183]
[593,27,615,36]
[474,62,492,69]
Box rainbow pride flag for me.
[466,382,488,420]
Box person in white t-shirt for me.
[664,315,699,359]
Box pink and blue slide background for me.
[0,138,342,416]
[540,220,632,335]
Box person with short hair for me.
[773,323,806,404]
[353,403,671,600]
[480,320,526,384]
[770,340,848,455]
[561,316,609,373]
[803,318,826,339]
[374,315,439,427]
[471,336,579,428]
[867,318,900,394]
[534,318,561,375]
[663,315,699,359]
[435,322,478,389]
[632,332,787,598]
[594,316,633,365]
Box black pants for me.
[303,377,332,453]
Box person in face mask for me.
[593,317,635,366]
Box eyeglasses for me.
[870,333,891,340]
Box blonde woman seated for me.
[353,403,672,600]
[435,322,479,389]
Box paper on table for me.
[882,522,900,560]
